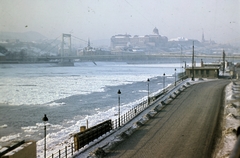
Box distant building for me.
[110,28,168,51]
[185,60,220,79]
[186,67,219,79]
[169,37,189,42]
[201,32,216,44]
[202,32,205,43]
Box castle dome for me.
[153,27,159,35]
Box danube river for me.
[0,61,181,147]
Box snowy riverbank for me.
[215,81,240,158]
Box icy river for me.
[0,61,182,151]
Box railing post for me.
[65,146,67,158]
[113,119,115,129]
[71,143,73,155]
[59,150,61,158]
[121,115,123,126]
[126,112,128,122]
[122,115,124,125]
[124,113,126,124]
[52,153,54,158]
[131,109,133,118]
[122,114,124,125]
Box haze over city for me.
[0,0,239,44]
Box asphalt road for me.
[106,80,230,158]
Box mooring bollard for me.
[86,119,88,129]
[80,126,86,132]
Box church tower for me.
[88,38,91,47]
[202,32,205,43]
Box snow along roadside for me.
[215,81,240,158]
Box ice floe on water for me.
[0,124,7,128]
[0,134,21,143]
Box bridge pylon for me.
[58,34,74,66]
[61,34,72,57]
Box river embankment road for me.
[106,79,230,158]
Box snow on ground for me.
[215,81,240,158]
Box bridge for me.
[37,53,239,63]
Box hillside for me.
[0,31,47,42]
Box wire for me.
[45,43,60,55]
[39,35,61,53]
[72,35,88,43]
[124,0,155,27]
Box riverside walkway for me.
[105,80,229,158]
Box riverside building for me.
[110,27,168,52]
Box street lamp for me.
[182,66,184,81]
[147,78,150,105]
[117,89,121,127]
[192,41,195,81]
[175,68,176,86]
[163,73,165,92]
[42,114,48,158]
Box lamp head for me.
[42,114,48,122]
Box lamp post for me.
[182,66,184,81]
[163,73,165,92]
[42,114,48,158]
[147,78,150,105]
[175,68,176,86]
[192,41,195,81]
[183,61,186,69]
[183,61,186,76]
[117,89,121,127]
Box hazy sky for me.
[0,0,239,44]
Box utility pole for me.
[223,50,225,76]
[192,41,195,81]
[147,78,150,105]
